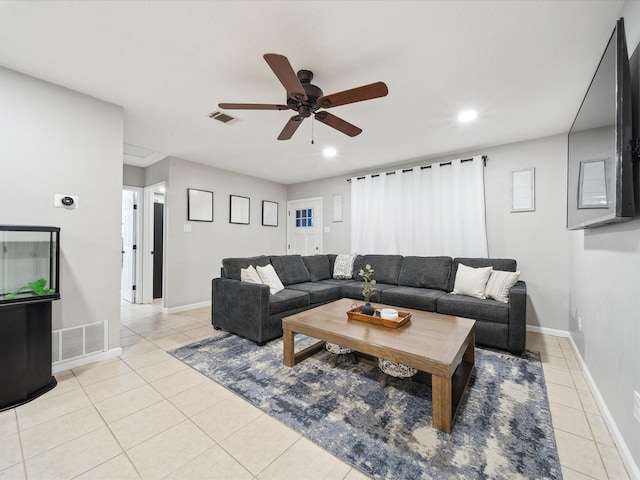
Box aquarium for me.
[0,225,60,304]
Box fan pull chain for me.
[311,115,314,145]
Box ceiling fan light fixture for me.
[323,147,337,158]
[219,53,388,140]
[458,109,478,123]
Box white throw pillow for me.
[485,270,520,303]
[333,253,358,279]
[452,264,493,299]
[256,264,285,295]
[241,265,263,285]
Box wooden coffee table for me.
[282,298,475,433]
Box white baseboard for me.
[526,324,569,337]
[52,347,122,374]
[565,336,640,480]
[163,300,211,315]
[527,324,639,478]
[527,325,640,480]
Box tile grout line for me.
[11,304,620,480]
[559,338,628,480]
[533,340,612,478]
[13,408,27,480]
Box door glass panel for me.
[295,208,313,228]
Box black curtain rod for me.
[347,155,488,181]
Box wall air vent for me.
[52,320,107,364]
[209,111,238,124]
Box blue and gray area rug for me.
[170,333,561,480]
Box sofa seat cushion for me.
[338,281,397,303]
[398,256,452,291]
[286,282,341,304]
[269,288,310,315]
[223,255,271,281]
[381,286,446,312]
[302,255,332,281]
[437,293,509,324]
[315,278,348,286]
[353,255,404,284]
[270,255,311,286]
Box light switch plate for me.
[634,391,640,423]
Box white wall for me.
[161,157,287,309]
[288,134,571,331]
[0,66,123,349]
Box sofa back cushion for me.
[302,255,332,282]
[222,255,271,281]
[398,256,452,291]
[270,255,311,285]
[448,257,517,292]
[327,254,337,277]
[353,255,404,285]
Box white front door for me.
[287,198,323,255]
[121,189,137,303]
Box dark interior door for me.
[153,202,164,299]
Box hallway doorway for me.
[121,188,141,303]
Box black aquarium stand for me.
[0,298,57,411]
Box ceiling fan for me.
[218,53,388,140]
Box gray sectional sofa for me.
[211,254,526,354]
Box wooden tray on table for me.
[346,306,411,328]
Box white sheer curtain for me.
[351,156,488,257]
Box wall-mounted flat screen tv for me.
[567,17,635,230]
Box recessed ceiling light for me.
[323,147,337,158]
[458,110,478,123]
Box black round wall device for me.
[61,196,74,206]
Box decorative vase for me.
[360,302,375,316]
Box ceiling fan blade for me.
[317,82,388,109]
[263,53,308,101]
[218,103,289,110]
[315,111,362,137]
[278,115,304,140]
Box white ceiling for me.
[0,1,625,184]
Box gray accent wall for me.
[0,66,124,349]
[145,158,169,187]
[160,157,287,309]
[123,165,145,188]
[567,0,640,470]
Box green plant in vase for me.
[359,264,376,315]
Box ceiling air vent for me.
[209,111,238,124]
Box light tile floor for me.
[0,301,632,479]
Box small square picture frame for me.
[187,188,213,222]
[230,195,250,224]
[262,200,278,227]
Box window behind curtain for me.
[350,156,488,257]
